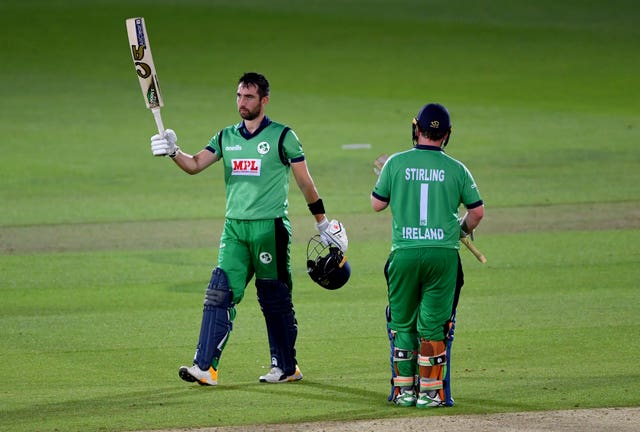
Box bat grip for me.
[152,107,165,134]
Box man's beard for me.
[239,107,260,120]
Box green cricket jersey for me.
[207,117,304,220]
[372,145,482,251]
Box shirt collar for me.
[415,144,444,152]
[239,115,272,139]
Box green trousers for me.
[217,217,292,304]
[386,247,458,352]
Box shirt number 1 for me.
[420,183,429,226]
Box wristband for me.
[308,199,325,215]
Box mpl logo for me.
[231,159,261,176]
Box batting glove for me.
[458,215,475,241]
[316,217,348,252]
[373,153,388,176]
[151,129,179,157]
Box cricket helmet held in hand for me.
[306,235,351,290]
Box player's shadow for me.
[241,379,383,405]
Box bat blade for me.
[460,237,487,264]
[126,17,165,134]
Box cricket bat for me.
[460,237,487,264]
[125,17,165,139]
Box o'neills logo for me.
[231,159,261,176]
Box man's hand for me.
[374,153,388,176]
[316,218,348,252]
[151,129,179,157]
[458,215,475,241]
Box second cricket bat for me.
[125,17,165,137]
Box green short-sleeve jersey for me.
[372,145,482,251]
[207,119,304,220]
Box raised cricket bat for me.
[460,237,487,264]
[125,17,165,139]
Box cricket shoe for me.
[178,365,218,386]
[416,391,447,408]
[393,388,417,407]
[259,365,303,383]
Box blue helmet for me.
[306,235,351,290]
[412,103,452,146]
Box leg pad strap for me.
[419,378,444,392]
[418,353,447,367]
[394,348,416,362]
[393,375,416,387]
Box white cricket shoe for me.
[178,365,218,386]
[393,388,417,407]
[259,365,303,383]
[416,391,446,408]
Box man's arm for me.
[460,205,484,235]
[371,195,389,212]
[151,129,219,174]
[291,160,323,222]
[292,160,348,251]
[171,149,218,175]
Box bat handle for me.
[152,107,165,134]
[460,237,487,264]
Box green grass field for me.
[1,1,639,431]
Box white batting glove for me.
[316,217,348,252]
[150,129,179,157]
